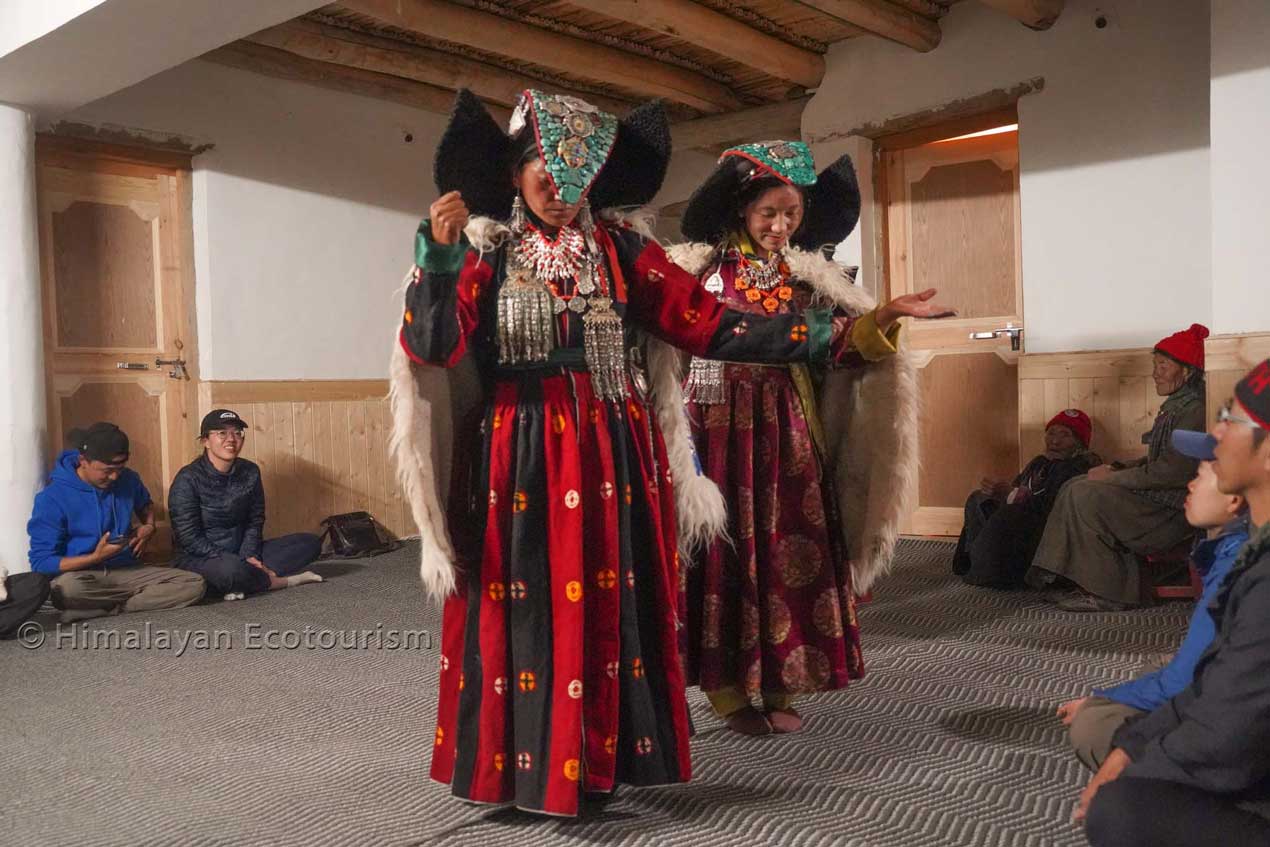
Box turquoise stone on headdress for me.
[519,89,618,205]
[723,140,818,187]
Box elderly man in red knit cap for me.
[1026,324,1210,611]
[954,408,1101,588]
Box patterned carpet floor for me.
[0,539,1188,847]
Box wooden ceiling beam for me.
[888,0,947,19]
[977,0,1064,30]
[246,20,631,114]
[795,0,942,52]
[670,97,808,151]
[337,0,742,112]
[564,0,824,90]
[202,41,510,122]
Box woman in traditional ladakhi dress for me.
[669,141,953,735]
[389,92,867,817]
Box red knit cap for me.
[1046,408,1092,447]
[1154,323,1210,371]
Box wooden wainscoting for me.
[199,381,413,540]
[1205,333,1270,424]
[1018,348,1160,465]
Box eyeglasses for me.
[208,430,245,441]
[1218,400,1264,431]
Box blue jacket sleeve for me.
[1095,534,1241,711]
[27,493,68,575]
[1096,629,1214,712]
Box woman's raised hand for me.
[430,191,470,245]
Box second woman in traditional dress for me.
[670,142,950,735]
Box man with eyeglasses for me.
[26,422,206,621]
[168,410,323,600]
[1079,358,1270,846]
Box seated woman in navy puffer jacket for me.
[169,409,323,600]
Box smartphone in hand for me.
[107,528,136,545]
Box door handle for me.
[969,324,1023,351]
[156,358,190,380]
[116,362,149,370]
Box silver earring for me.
[510,193,525,236]
[577,198,594,233]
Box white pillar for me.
[0,103,47,574]
[1211,0,1270,334]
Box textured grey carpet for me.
[0,539,1188,847]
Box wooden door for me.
[882,125,1023,536]
[35,139,199,550]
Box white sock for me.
[223,592,245,602]
[0,565,9,603]
[285,571,323,588]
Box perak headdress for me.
[432,88,671,219]
[680,139,862,252]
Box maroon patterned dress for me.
[684,250,866,701]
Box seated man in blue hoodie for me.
[28,423,205,622]
[1055,433,1250,771]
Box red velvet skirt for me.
[685,363,864,698]
[430,370,691,817]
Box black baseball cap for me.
[200,409,249,437]
[68,422,130,463]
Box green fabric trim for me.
[414,219,469,275]
[788,363,827,461]
[805,308,833,364]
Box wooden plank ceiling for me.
[203,0,1063,150]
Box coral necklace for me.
[731,246,793,314]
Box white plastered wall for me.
[1210,0,1270,336]
[62,61,454,381]
[59,61,719,380]
[805,0,1212,354]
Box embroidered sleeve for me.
[611,230,832,365]
[399,218,495,367]
[826,308,902,368]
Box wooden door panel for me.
[54,379,167,512]
[51,199,160,350]
[909,158,1017,320]
[36,141,197,556]
[884,125,1023,536]
[917,351,1020,509]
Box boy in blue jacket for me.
[1056,434,1249,771]
[27,423,205,622]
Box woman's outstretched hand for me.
[430,191,470,245]
[877,288,957,332]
